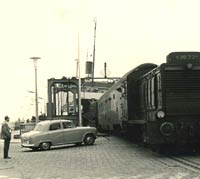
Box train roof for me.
[99,63,158,100]
[122,63,158,80]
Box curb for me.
[0,139,21,144]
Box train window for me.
[116,87,122,92]
[151,77,155,108]
[113,94,115,99]
[144,81,148,108]
[148,80,151,109]
[157,73,162,108]
[123,81,127,98]
[140,82,144,108]
[146,77,157,109]
[154,76,158,108]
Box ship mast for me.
[92,18,97,84]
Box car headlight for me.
[22,138,30,144]
[157,110,165,119]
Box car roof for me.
[38,119,72,125]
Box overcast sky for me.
[1,0,200,121]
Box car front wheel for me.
[84,134,95,145]
[40,142,51,150]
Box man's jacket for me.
[1,122,11,140]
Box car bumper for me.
[21,143,35,148]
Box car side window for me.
[49,123,61,131]
[62,122,73,129]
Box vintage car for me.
[21,119,97,150]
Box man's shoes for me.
[4,157,11,159]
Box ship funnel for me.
[85,61,93,78]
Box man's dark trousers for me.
[4,138,10,158]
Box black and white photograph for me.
[0,0,200,178]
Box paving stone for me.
[0,136,199,178]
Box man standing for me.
[1,116,11,159]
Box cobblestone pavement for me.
[0,136,200,178]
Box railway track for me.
[168,156,200,173]
[157,154,200,173]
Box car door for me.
[62,122,83,143]
[48,122,64,145]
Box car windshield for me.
[34,124,45,131]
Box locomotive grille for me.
[164,70,200,114]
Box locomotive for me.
[97,52,200,149]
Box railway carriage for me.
[97,52,200,149]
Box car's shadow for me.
[21,143,96,153]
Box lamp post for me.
[30,57,41,124]
[76,33,82,126]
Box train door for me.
[137,80,146,121]
[115,81,128,131]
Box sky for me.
[1,0,200,121]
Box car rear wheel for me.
[40,142,51,150]
[84,134,95,145]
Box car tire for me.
[40,142,51,150]
[84,134,95,145]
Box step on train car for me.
[97,52,200,150]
